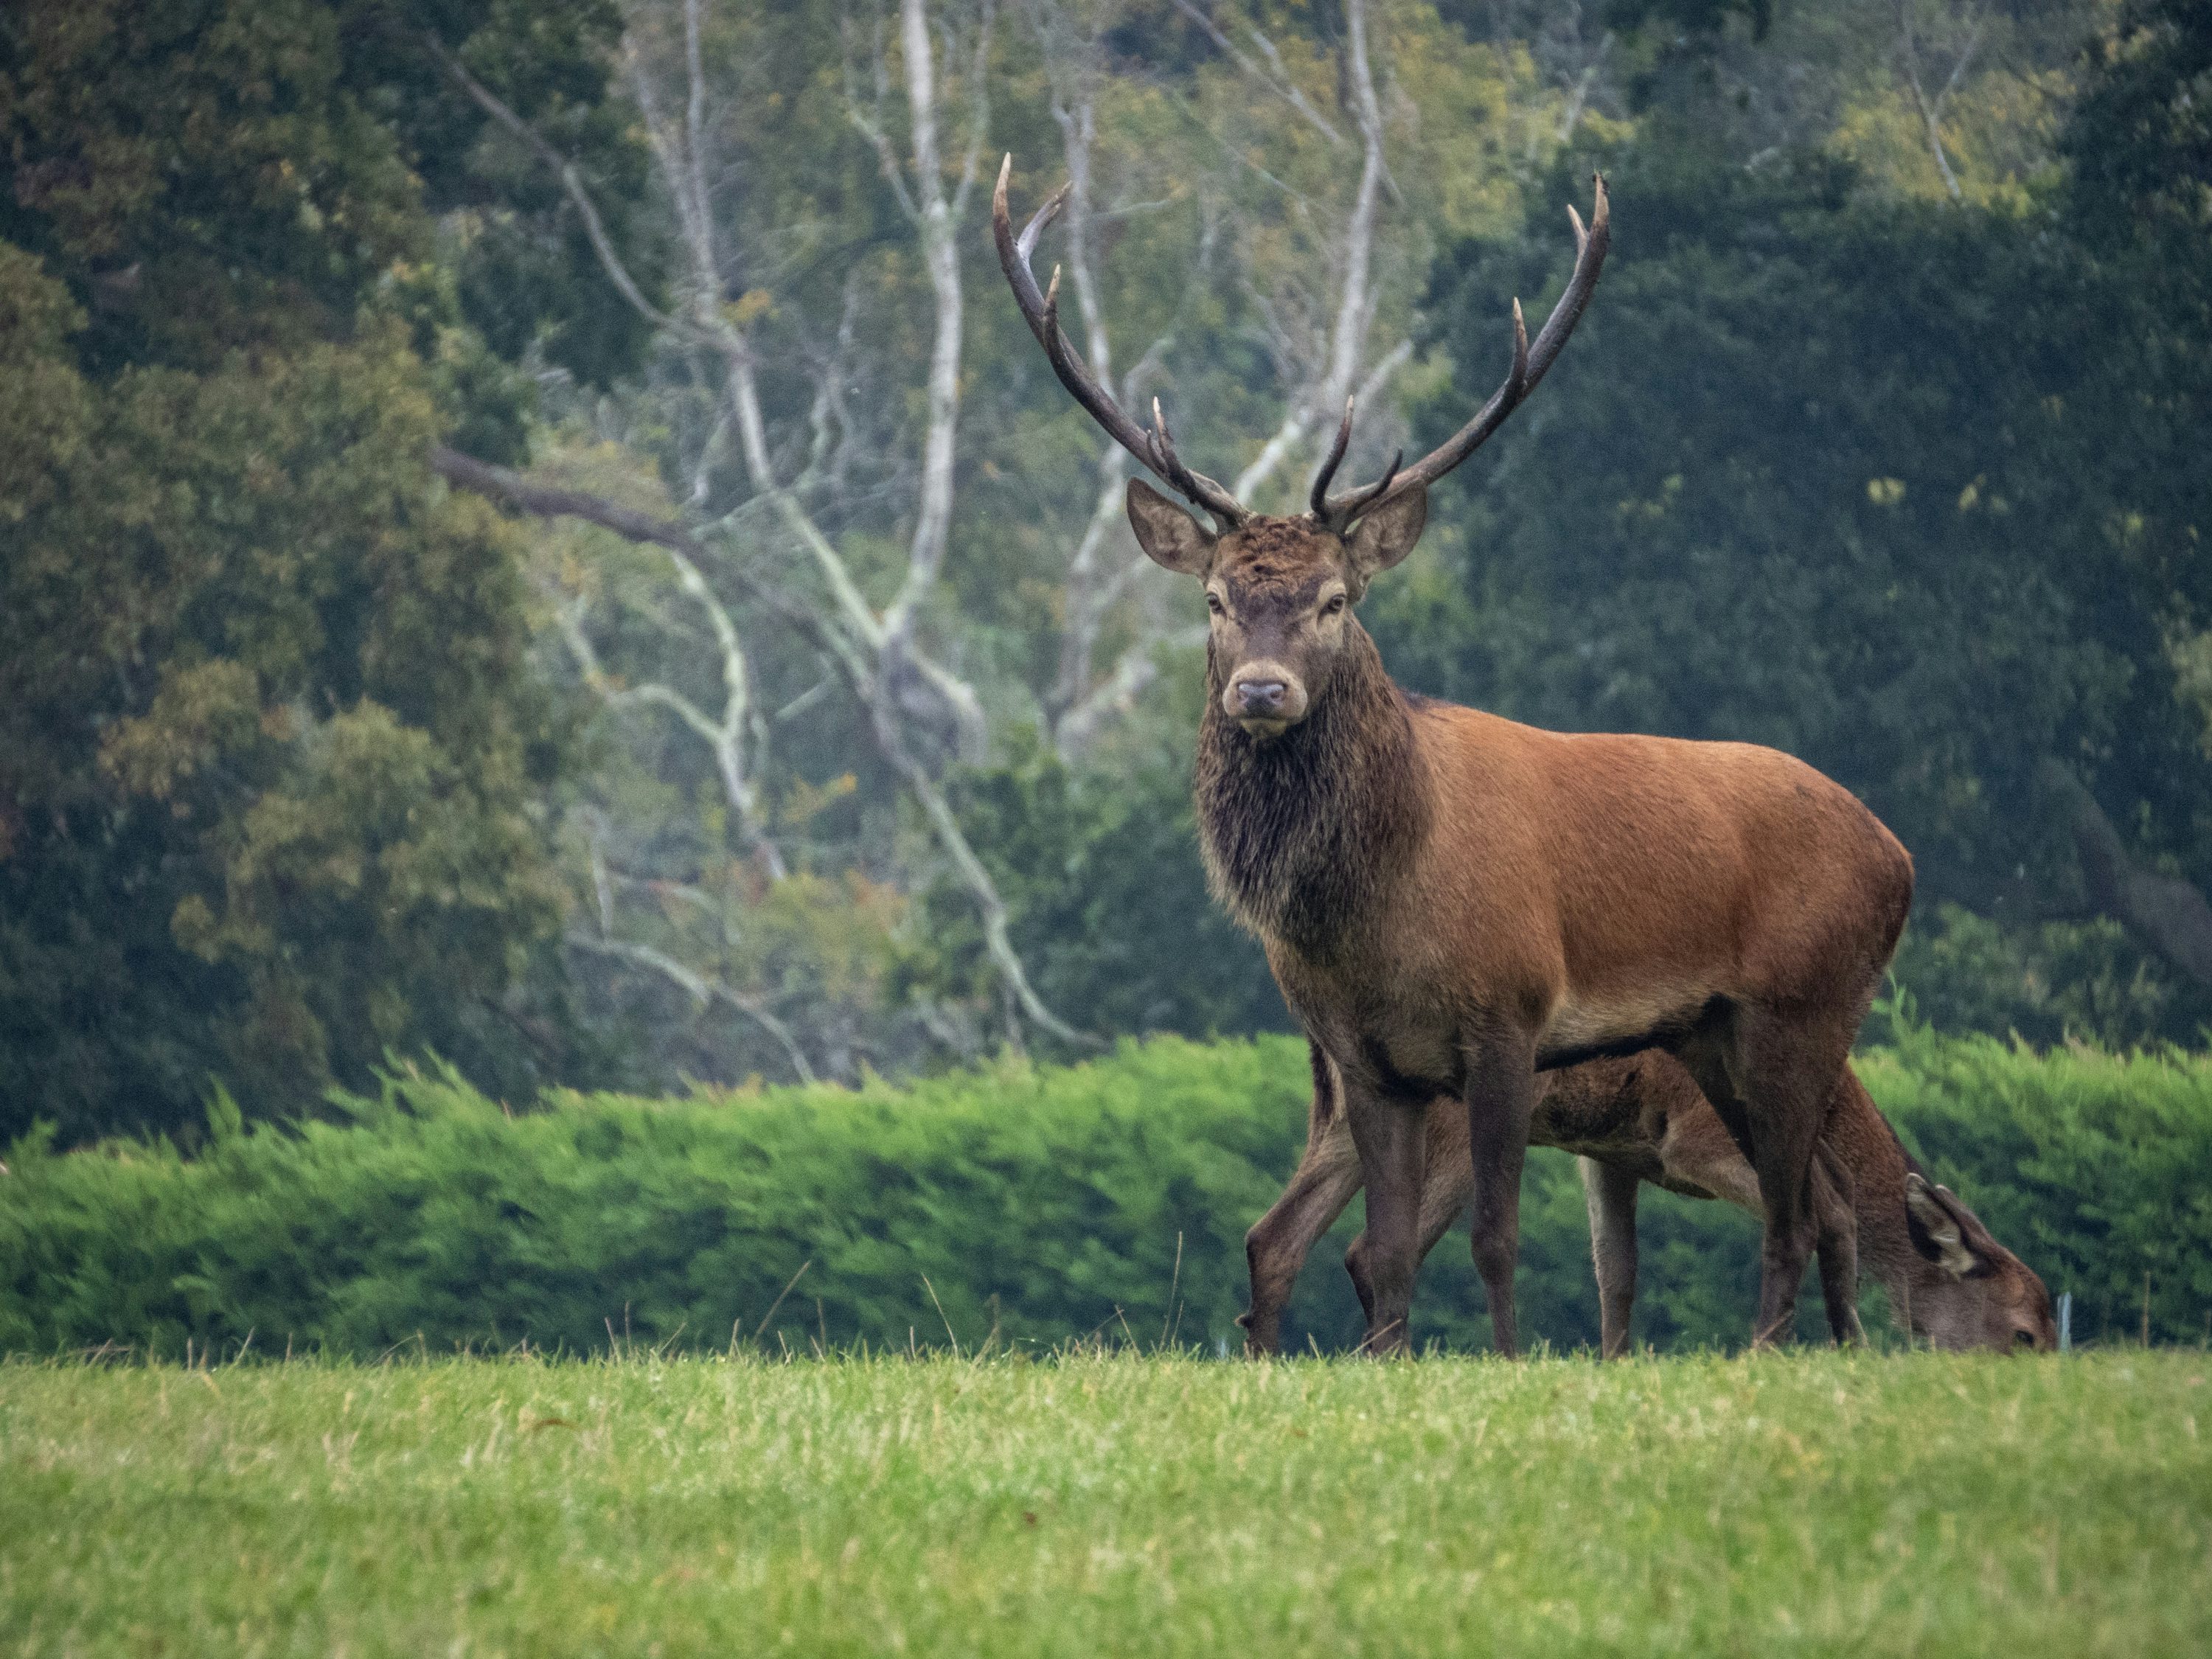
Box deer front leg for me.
[1340,1079,1429,1357]
[1344,1092,1474,1343]
[1465,1032,1539,1359]
[1579,1156,1641,1360]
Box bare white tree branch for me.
[878,0,995,655]
[1897,0,1981,203]
[428,34,714,350]
[567,934,818,1082]
[1168,0,1344,145]
[1228,0,1399,508]
[431,446,1091,1050]
[546,543,786,880]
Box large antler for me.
[1314,174,1610,528]
[992,156,1248,529]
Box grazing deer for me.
[995,159,1913,1354]
[1239,1043,2056,1356]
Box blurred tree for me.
[917,728,1287,1042]
[0,0,656,1141]
[447,0,1570,1079]
[2062,0,2211,245]
[1388,0,2212,1043]
[7,0,2199,1130]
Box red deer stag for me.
[1240,1043,2056,1356]
[994,159,1914,1354]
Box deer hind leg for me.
[1464,1031,1540,1359]
[1580,1157,1642,1360]
[1240,1115,1364,1356]
[1739,1010,1853,1348]
[1677,1001,1843,1349]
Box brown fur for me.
[1136,488,1915,1354]
[1239,1043,2056,1355]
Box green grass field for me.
[2,1351,2206,1657]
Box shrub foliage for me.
[4,1031,2207,1357]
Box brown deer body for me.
[1240,1043,2056,1356]
[995,160,1914,1354]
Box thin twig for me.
[922,1274,963,1357]
[753,1259,815,1341]
[566,934,816,1083]
[425,33,709,347]
[1159,1231,1183,1350]
[1168,0,1343,145]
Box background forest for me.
[3,0,2208,1146]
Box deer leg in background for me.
[1240,1046,1365,1354]
[1464,1031,1540,1359]
[1340,1076,1430,1356]
[1240,1141,1363,1355]
[1414,1102,1476,1260]
[1580,1156,1642,1360]
[1674,1001,1822,1346]
[1811,1149,1866,1346]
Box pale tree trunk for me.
[1231,0,1405,509]
[1024,0,1203,759]
[1046,86,1123,739]
[876,0,992,655]
[431,0,1091,1054]
[1029,0,1411,757]
[1896,0,1981,204]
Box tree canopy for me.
[1385,0,2212,1043]
[0,0,654,1140]
[3,0,2207,1138]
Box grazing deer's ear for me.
[1904,1173,2001,1280]
[1345,484,1428,588]
[1126,479,1213,575]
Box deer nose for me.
[1235,678,1287,716]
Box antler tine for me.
[1523,174,1608,392]
[992,155,1247,528]
[1332,448,1403,527]
[1018,187,1067,268]
[1147,397,1245,524]
[1310,396,1356,521]
[1322,173,1608,517]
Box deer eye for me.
[2013,1329,2037,1348]
[1321,593,1347,618]
[1206,592,1226,616]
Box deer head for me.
[1903,1173,2059,1352]
[993,157,1609,738]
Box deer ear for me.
[1126,479,1213,575]
[1345,484,1428,585]
[1905,1173,2000,1280]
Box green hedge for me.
[1862,1021,2212,1346]
[4,1030,2208,1357]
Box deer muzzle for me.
[1227,664,1308,735]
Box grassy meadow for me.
[2,1349,2206,1657]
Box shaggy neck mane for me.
[1195,624,1428,956]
